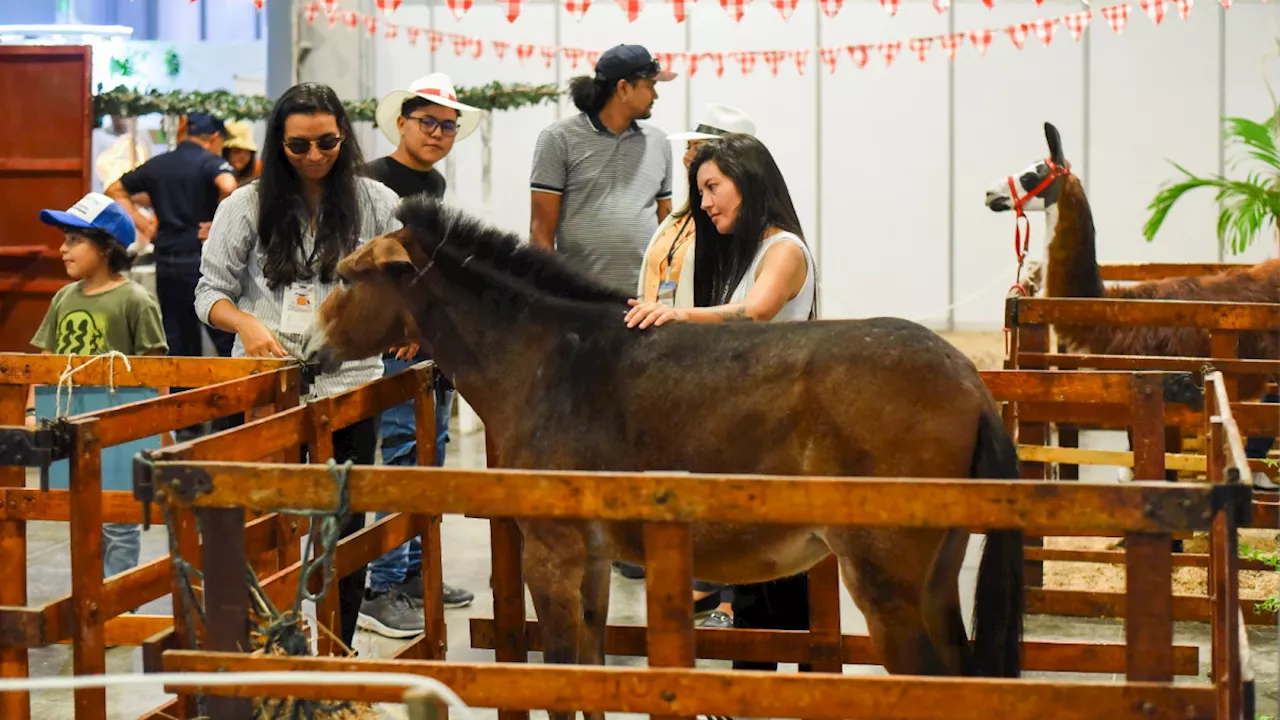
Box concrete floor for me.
[18,423,1280,719]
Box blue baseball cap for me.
[39,193,137,250]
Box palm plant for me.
[1143,109,1280,256]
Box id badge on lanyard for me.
[657,279,677,307]
[279,282,315,336]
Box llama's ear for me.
[1044,122,1065,166]
[371,233,418,278]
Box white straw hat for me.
[375,72,485,146]
[668,103,756,141]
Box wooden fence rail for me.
[132,369,1257,719]
[133,359,444,720]
[0,354,295,720]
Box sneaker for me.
[356,589,426,639]
[613,561,646,579]
[395,571,475,609]
[699,610,733,629]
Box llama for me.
[984,121,1280,472]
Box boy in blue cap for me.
[25,192,168,577]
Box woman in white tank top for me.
[624,133,816,328]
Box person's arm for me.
[656,145,673,224]
[195,192,287,358]
[529,129,567,251]
[624,238,809,329]
[656,198,672,224]
[107,165,156,245]
[530,193,561,251]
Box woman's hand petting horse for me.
[624,299,688,329]
[237,314,289,358]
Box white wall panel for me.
[1087,2,1220,264]
[818,2,948,323]
[951,0,1084,329]
[1223,2,1280,264]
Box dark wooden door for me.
[0,45,91,351]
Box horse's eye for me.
[338,274,351,287]
[1021,172,1040,191]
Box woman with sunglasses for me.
[195,82,402,651]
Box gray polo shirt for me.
[530,113,673,294]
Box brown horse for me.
[306,196,1026,716]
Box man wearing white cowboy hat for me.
[637,103,757,311]
[358,71,484,640]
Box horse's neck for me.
[1043,178,1104,299]
[413,280,573,438]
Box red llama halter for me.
[1006,157,1070,297]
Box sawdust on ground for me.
[1042,532,1279,599]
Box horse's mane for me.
[396,195,633,309]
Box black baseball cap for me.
[594,44,677,83]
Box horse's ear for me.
[1044,122,1065,166]
[371,234,418,278]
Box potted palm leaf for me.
[1143,109,1280,256]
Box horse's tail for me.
[968,404,1024,678]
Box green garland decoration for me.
[92,81,562,125]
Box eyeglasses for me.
[405,114,459,138]
[283,134,343,155]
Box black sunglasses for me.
[405,114,459,138]
[283,134,343,155]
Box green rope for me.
[158,458,356,720]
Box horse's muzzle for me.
[298,328,345,376]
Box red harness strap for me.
[1005,157,1070,298]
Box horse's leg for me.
[920,528,973,674]
[577,554,611,720]
[523,524,589,720]
[828,529,954,676]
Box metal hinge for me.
[0,421,74,492]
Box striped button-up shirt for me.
[195,177,402,399]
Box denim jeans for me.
[103,523,141,579]
[368,355,455,592]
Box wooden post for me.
[197,507,253,719]
[643,522,695,720]
[1012,314,1049,587]
[804,555,843,677]
[413,364,446,660]
[68,420,106,720]
[307,402,342,657]
[1125,374,1174,682]
[273,371,303,573]
[0,384,29,720]
[488,419,529,720]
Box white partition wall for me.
[367,0,1280,330]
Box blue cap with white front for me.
[39,192,137,250]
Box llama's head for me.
[985,122,1070,214]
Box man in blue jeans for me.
[357,73,482,638]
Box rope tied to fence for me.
[158,458,357,719]
[54,351,132,418]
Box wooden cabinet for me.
[0,45,91,351]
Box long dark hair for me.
[687,134,813,317]
[256,82,365,289]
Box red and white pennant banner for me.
[309,0,1227,22]
[299,0,1216,75]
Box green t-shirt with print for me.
[31,280,169,356]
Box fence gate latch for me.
[0,422,73,492]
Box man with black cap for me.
[106,113,239,368]
[529,44,677,295]
[106,113,239,440]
